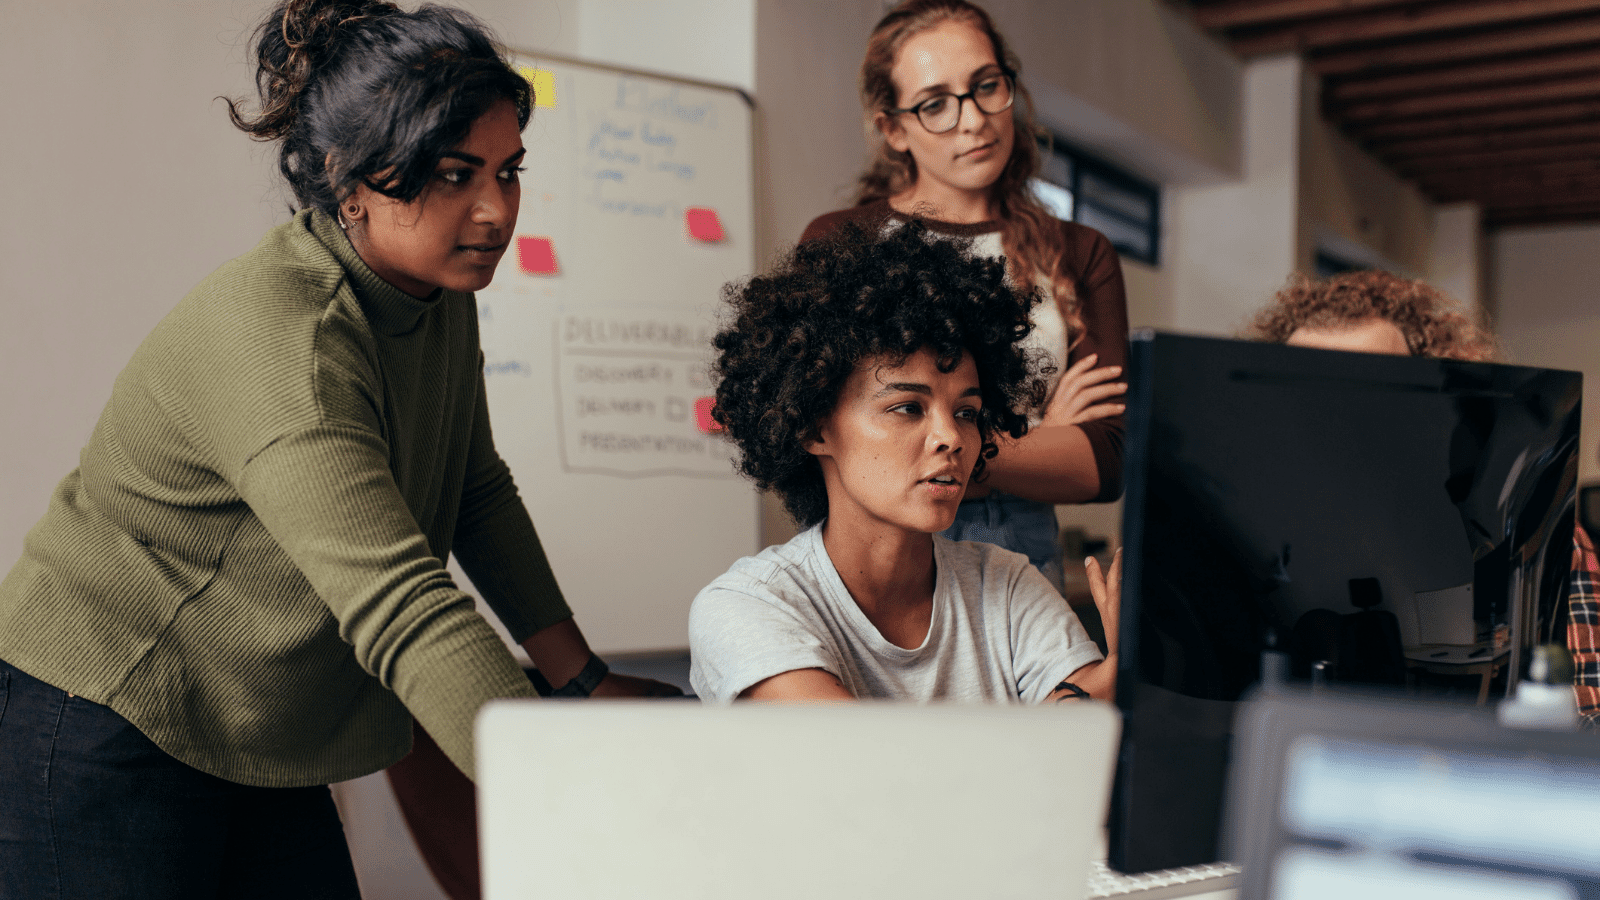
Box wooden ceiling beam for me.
[1372,122,1600,159]
[1309,12,1600,76]
[1417,174,1600,206]
[1332,73,1600,121]
[1324,44,1600,102]
[1434,187,1600,208]
[1412,159,1600,189]
[1349,99,1600,142]
[1485,196,1600,215]
[1388,140,1600,173]
[1192,0,1418,31]
[1420,175,1600,199]
[1486,202,1600,226]
[1227,0,1600,58]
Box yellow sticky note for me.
[518,67,557,108]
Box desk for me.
[1404,644,1509,705]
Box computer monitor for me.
[1109,331,1581,874]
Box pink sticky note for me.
[517,236,559,274]
[694,396,722,433]
[685,207,725,242]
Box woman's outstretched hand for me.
[1041,353,1126,427]
[1050,548,1123,703]
[1085,547,1122,659]
[590,673,685,698]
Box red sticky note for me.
[685,207,725,242]
[694,396,722,433]
[516,236,559,274]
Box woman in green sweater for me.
[0,1,671,896]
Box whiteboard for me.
[465,52,757,653]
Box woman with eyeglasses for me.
[801,0,1130,591]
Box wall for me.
[1428,202,1483,312]
[1297,69,1435,279]
[0,0,285,562]
[1491,224,1600,485]
[986,0,1242,186]
[1155,53,1303,338]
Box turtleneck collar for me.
[305,208,441,336]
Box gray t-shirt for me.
[689,524,1103,703]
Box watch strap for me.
[551,652,610,698]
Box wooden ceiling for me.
[1184,0,1600,228]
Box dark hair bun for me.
[229,1,400,143]
[227,0,530,216]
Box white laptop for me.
[476,701,1120,900]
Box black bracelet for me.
[1053,680,1090,701]
[551,652,610,698]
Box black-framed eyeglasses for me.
[889,72,1015,134]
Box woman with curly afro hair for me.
[1244,269,1498,362]
[689,221,1120,704]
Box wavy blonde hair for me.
[856,0,1082,343]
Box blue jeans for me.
[0,658,362,899]
[940,491,1064,591]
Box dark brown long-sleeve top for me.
[801,200,1128,501]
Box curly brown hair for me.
[712,220,1049,527]
[1244,270,1498,362]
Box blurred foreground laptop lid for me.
[477,701,1120,900]
[1226,687,1600,900]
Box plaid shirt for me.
[1571,526,1600,728]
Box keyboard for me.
[1083,858,1241,899]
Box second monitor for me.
[1108,331,1581,874]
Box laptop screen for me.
[1228,688,1600,900]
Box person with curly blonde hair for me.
[1244,269,1497,362]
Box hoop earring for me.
[339,202,362,231]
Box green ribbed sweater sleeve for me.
[453,367,574,643]
[237,426,537,780]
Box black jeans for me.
[0,658,362,899]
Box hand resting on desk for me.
[591,672,684,698]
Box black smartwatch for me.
[551,652,610,698]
